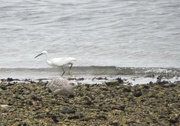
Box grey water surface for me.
[0,0,180,69]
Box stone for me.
[106,80,120,86]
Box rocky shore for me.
[0,79,179,126]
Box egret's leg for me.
[61,67,65,77]
[68,63,73,76]
[70,63,73,70]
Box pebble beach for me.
[0,77,179,126]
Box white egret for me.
[35,51,76,76]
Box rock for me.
[46,77,77,95]
[157,81,169,85]
[51,115,59,123]
[96,115,107,120]
[157,75,163,81]
[106,80,120,86]
[68,113,84,119]
[133,91,142,97]
[7,78,13,82]
[123,87,131,92]
[0,104,9,112]
[160,83,172,87]
[112,105,125,111]
[59,108,76,114]
[109,121,120,126]
[145,74,155,78]
[140,84,150,89]
[83,96,93,105]
[0,86,7,90]
[116,77,123,83]
[119,105,125,111]
[0,104,9,108]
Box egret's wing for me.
[51,57,76,66]
[51,58,65,66]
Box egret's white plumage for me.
[35,51,76,76]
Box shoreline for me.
[0,67,180,85]
[1,75,179,86]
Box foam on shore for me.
[0,66,180,85]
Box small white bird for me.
[35,51,76,76]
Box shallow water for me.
[0,67,180,85]
[0,0,180,68]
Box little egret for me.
[35,51,76,76]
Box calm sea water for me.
[0,0,180,68]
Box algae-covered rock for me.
[106,80,120,86]
[0,81,179,126]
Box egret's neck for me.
[44,53,52,66]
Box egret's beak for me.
[35,53,42,58]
